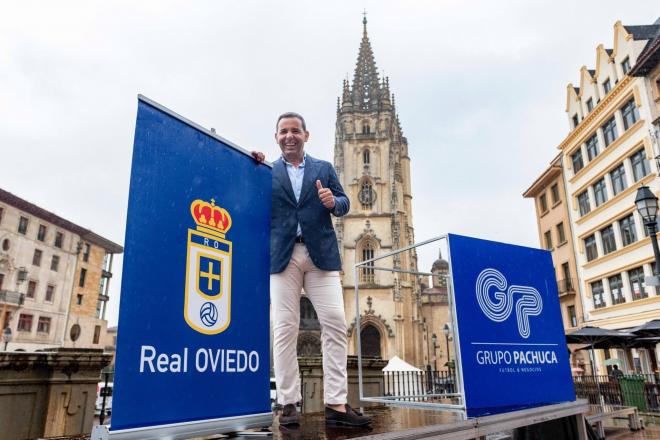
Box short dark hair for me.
[276,112,307,132]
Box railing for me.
[383,369,455,400]
[0,290,24,306]
[573,374,660,413]
[557,278,576,294]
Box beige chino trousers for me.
[271,243,348,405]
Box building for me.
[63,231,122,349]
[333,17,439,368]
[526,19,660,375]
[523,154,588,372]
[523,155,585,330]
[419,252,451,371]
[0,188,122,351]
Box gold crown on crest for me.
[190,198,232,236]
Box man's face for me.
[275,117,309,161]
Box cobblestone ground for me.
[604,426,660,439]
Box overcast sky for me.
[1,1,658,326]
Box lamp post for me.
[635,186,660,282]
[431,333,438,371]
[423,319,430,367]
[2,326,11,351]
[443,323,451,365]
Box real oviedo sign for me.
[111,97,271,432]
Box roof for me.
[83,231,124,254]
[629,24,660,77]
[382,355,422,372]
[623,24,660,41]
[0,187,123,253]
[522,154,563,198]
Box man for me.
[611,364,624,380]
[252,112,371,427]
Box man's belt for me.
[295,236,305,244]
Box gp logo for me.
[475,268,542,339]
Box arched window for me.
[299,296,320,330]
[359,180,376,210]
[362,123,370,134]
[360,241,375,284]
[360,324,381,358]
[363,149,370,165]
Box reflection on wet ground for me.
[231,405,462,440]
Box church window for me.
[362,123,370,134]
[360,242,375,284]
[299,296,320,330]
[360,324,381,358]
[359,180,376,209]
[363,149,370,165]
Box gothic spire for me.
[352,15,380,111]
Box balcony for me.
[0,289,24,306]
[354,132,377,140]
[557,278,576,296]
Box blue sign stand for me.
[447,233,575,417]
[93,96,272,440]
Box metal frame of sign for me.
[354,234,468,415]
[92,96,273,440]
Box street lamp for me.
[2,327,12,351]
[635,186,660,281]
[431,333,438,371]
[443,324,452,375]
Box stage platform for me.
[243,400,589,440]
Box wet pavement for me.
[50,407,660,439]
[263,405,461,440]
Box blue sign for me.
[111,97,271,431]
[447,234,575,417]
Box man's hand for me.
[251,151,265,163]
[316,180,335,210]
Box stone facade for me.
[0,188,122,352]
[0,348,112,440]
[63,235,118,350]
[333,18,447,369]
[523,156,586,331]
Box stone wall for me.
[298,355,387,413]
[0,348,111,440]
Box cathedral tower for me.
[334,17,426,366]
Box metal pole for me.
[425,325,430,367]
[647,222,660,274]
[99,371,109,425]
[589,346,604,406]
[445,333,450,375]
[354,266,364,402]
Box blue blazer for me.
[271,155,349,274]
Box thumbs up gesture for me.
[316,180,335,209]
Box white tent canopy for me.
[382,355,422,372]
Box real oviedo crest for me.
[184,198,232,334]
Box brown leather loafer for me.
[325,404,372,426]
[279,403,300,426]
